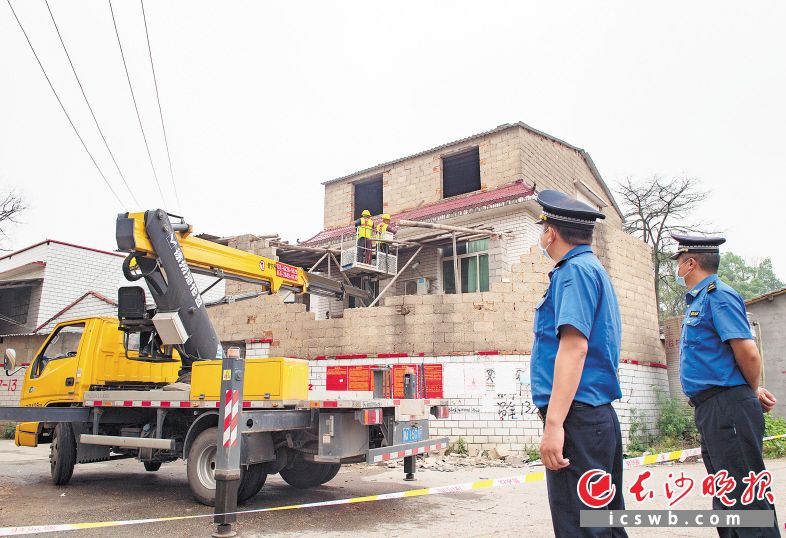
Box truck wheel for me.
[186,427,266,506]
[237,464,267,502]
[279,453,337,489]
[320,463,341,485]
[144,461,162,472]
[50,423,77,486]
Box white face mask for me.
[540,228,553,260]
[675,259,694,287]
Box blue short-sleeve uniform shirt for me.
[679,274,752,397]
[530,245,623,408]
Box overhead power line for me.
[6,0,126,209]
[108,0,167,209]
[44,0,141,208]
[140,0,182,214]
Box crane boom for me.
[115,209,367,370]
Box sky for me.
[1,1,784,278]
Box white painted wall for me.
[308,354,669,453]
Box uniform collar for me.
[555,244,593,267]
[686,274,718,298]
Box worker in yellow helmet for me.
[355,209,374,264]
[375,214,396,253]
[375,214,396,271]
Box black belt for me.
[688,385,733,408]
[537,401,592,421]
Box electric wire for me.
[108,0,167,209]
[6,0,126,209]
[44,0,141,208]
[140,0,181,214]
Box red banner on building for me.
[423,363,444,399]
[391,364,421,399]
[347,365,372,391]
[326,366,348,391]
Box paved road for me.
[0,440,783,537]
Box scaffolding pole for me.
[452,233,461,296]
[397,219,497,237]
[368,246,423,307]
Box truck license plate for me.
[402,426,421,443]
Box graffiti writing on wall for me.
[0,379,18,392]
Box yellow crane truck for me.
[0,210,449,518]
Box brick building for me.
[209,122,668,453]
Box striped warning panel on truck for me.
[369,440,449,463]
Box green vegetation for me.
[445,436,468,456]
[717,253,784,301]
[525,445,541,462]
[628,391,786,460]
[626,391,699,455]
[764,414,786,459]
[1,422,16,440]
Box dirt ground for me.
[0,440,783,537]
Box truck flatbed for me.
[83,389,448,410]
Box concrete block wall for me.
[517,127,622,228]
[307,354,669,453]
[209,240,663,365]
[322,124,620,231]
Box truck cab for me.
[12,317,179,446]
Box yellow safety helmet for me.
[382,214,391,221]
[361,209,371,217]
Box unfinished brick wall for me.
[322,124,621,230]
[210,228,662,364]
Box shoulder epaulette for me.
[708,282,717,293]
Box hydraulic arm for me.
[115,209,367,369]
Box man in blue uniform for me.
[672,234,779,537]
[531,190,627,537]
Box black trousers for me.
[694,385,780,537]
[541,403,628,538]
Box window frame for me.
[29,322,86,379]
[441,239,490,294]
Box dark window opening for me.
[353,176,383,220]
[442,147,481,198]
[0,286,32,333]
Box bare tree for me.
[616,176,711,318]
[0,187,28,250]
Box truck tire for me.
[144,461,162,472]
[50,423,77,486]
[319,463,341,485]
[237,464,267,502]
[279,452,337,489]
[186,427,267,506]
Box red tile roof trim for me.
[301,179,535,245]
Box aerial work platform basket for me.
[339,233,398,276]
